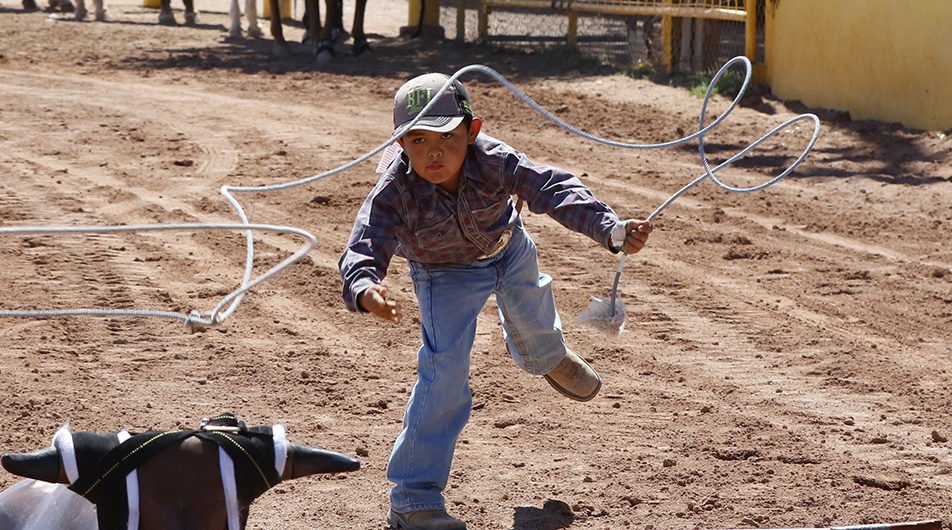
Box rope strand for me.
[0,58,818,329]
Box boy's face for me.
[398,118,481,193]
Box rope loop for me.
[0,58,818,328]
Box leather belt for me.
[476,229,512,261]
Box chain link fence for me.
[436,0,763,73]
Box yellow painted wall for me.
[766,0,952,131]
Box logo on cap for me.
[406,87,433,117]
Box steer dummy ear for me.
[1,447,65,484]
[286,443,360,479]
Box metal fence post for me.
[745,0,757,62]
[662,0,673,72]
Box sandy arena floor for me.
[0,1,950,528]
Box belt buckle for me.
[477,229,511,261]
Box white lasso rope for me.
[0,57,817,329]
[397,58,819,316]
[0,223,316,329]
[601,57,820,314]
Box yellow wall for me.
[766,0,952,131]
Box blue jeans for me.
[388,224,567,513]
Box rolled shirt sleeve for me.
[338,180,403,312]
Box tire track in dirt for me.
[560,180,952,490]
[524,155,952,490]
[0,149,232,326]
[1,69,382,270]
[0,70,356,334]
[0,74,236,196]
[593,168,952,271]
[588,172,951,354]
[0,68,406,374]
[634,248,948,416]
[0,151,152,327]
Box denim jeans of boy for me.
[388,224,567,513]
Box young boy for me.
[338,73,651,530]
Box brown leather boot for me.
[543,348,602,401]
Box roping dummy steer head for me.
[0,412,360,530]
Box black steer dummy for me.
[0,412,359,530]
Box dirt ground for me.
[1,1,951,529]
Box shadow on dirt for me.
[667,97,950,186]
[49,16,223,29]
[0,5,38,13]
[109,24,617,83]
[629,64,952,187]
[783,104,952,185]
[512,499,574,530]
[101,16,950,187]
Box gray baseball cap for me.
[393,73,473,133]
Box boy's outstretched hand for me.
[621,219,653,254]
[358,284,402,323]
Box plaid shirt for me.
[339,133,621,312]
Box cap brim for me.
[398,116,464,134]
